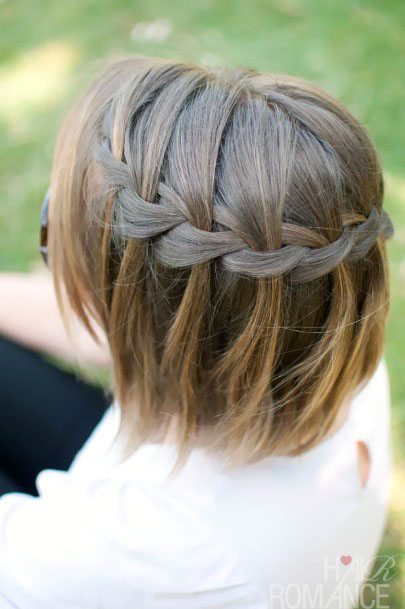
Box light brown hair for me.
[49,55,393,464]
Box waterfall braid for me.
[50,55,394,464]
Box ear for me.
[356,440,371,489]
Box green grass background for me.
[1,0,404,605]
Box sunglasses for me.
[40,189,50,267]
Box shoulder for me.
[0,453,263,608]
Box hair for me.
[49,54,393,464]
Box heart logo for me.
[340,555,352,566]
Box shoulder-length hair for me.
[49,55,393,464]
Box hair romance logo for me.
[267,554,403,609]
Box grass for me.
[1,0,404,605]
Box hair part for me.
[49,55,393,465]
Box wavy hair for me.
[49,55,393,463]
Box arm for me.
[0,271,111,369]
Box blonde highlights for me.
[49,55,393,463]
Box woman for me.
[0,55,394,608]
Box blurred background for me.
[0,0,404,605]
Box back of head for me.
[50,55,393,463]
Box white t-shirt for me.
[0,359,392,609]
